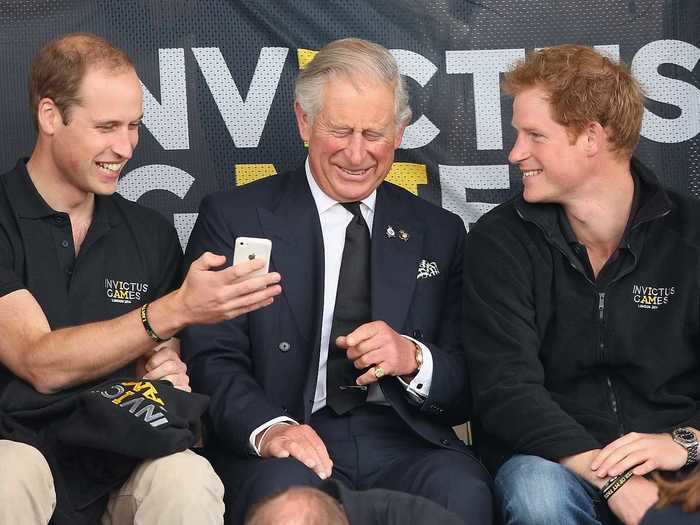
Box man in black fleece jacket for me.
[464,44,700,525]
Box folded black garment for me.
[0,377,209,525]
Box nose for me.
[346,132,366,165]
[508,133,529,165]
[112,127,137,159]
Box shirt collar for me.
[558,171,640,247]
[6,158,57,219]
[304,157,376,216]
[6,157,119,226]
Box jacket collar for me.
[257,168,324,345]
[255,169,425,344]
[371,182,425,330]
[514,157,673,250]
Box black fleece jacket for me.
[464,158,700,472]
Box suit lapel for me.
[371,183,424,331]
[258,170,324,345]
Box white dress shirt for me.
[249,159,433,453]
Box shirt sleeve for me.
[249,416,299,455]
[0,227,23,298]
[150,219,184,300]
[397,336,433,399]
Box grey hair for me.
[294,38,412,127]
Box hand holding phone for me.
[233,237,272,276]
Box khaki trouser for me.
[0,440,224,525]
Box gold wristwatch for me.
[414,342,423,371]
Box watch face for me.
[673,428,697,446]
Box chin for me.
[335,184,375,202]
[94,183,119,196]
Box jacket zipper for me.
[598,292,625,436]
[515,205,672,440]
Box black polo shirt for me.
[0,159,183,390]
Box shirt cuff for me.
[249,416,298,456]
[397,335,433,398]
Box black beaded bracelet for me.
[601,468,634,501]
[140,302,170,344]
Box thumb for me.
[190,251,227,271]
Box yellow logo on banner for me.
[386,163,427,195]
[297,49,318,70]
[297,49,318,149]
[234,162,426,195]
[235,164,277,186]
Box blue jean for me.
[495,455,618,525]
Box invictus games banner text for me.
[0,0,697,247]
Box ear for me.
[36,97,63,136]
[294,101,312,142]
[581,121,606,157]
[393,123,407,149]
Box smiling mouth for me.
[96,161,125,174]
[522,169,542,178]
[339,166,371,177]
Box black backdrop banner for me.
[0,1,698,248]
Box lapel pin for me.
[386,225,396,238]
[398,229,409,242]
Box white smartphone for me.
[232,237,272,275]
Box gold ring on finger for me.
[373,366,386,379]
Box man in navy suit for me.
[182,38,492,524]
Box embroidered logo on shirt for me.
[104,278,149,304]
[632,284,675,310]
[417,259,440,279]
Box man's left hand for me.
[135,338,191,392]
[336,321,417,386]
[590,431,688,477]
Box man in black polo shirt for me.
[0,33,282,524]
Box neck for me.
[563,160,634,260]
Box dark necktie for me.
[326,202,371,415]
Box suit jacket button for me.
[440,438,450,446]
[412,329,423,340]
[278,341,291,352]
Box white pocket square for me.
[417,259,440,279]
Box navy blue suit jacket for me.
[182,168,468,456]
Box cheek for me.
[370,143,396,164]
[318,140,354,164]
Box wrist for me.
[601,468,634,501]
[399,340,422,381]
[145,291,187,339]
[256,422,291,454]
[670,426,699,467]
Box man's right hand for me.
[607,475,659,525]
[258,423,333,480]
[175,252,282,326]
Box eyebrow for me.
[94,114,144,126]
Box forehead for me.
[317,74,395,128]
[75,66,143,118]
[512,87,557,125]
